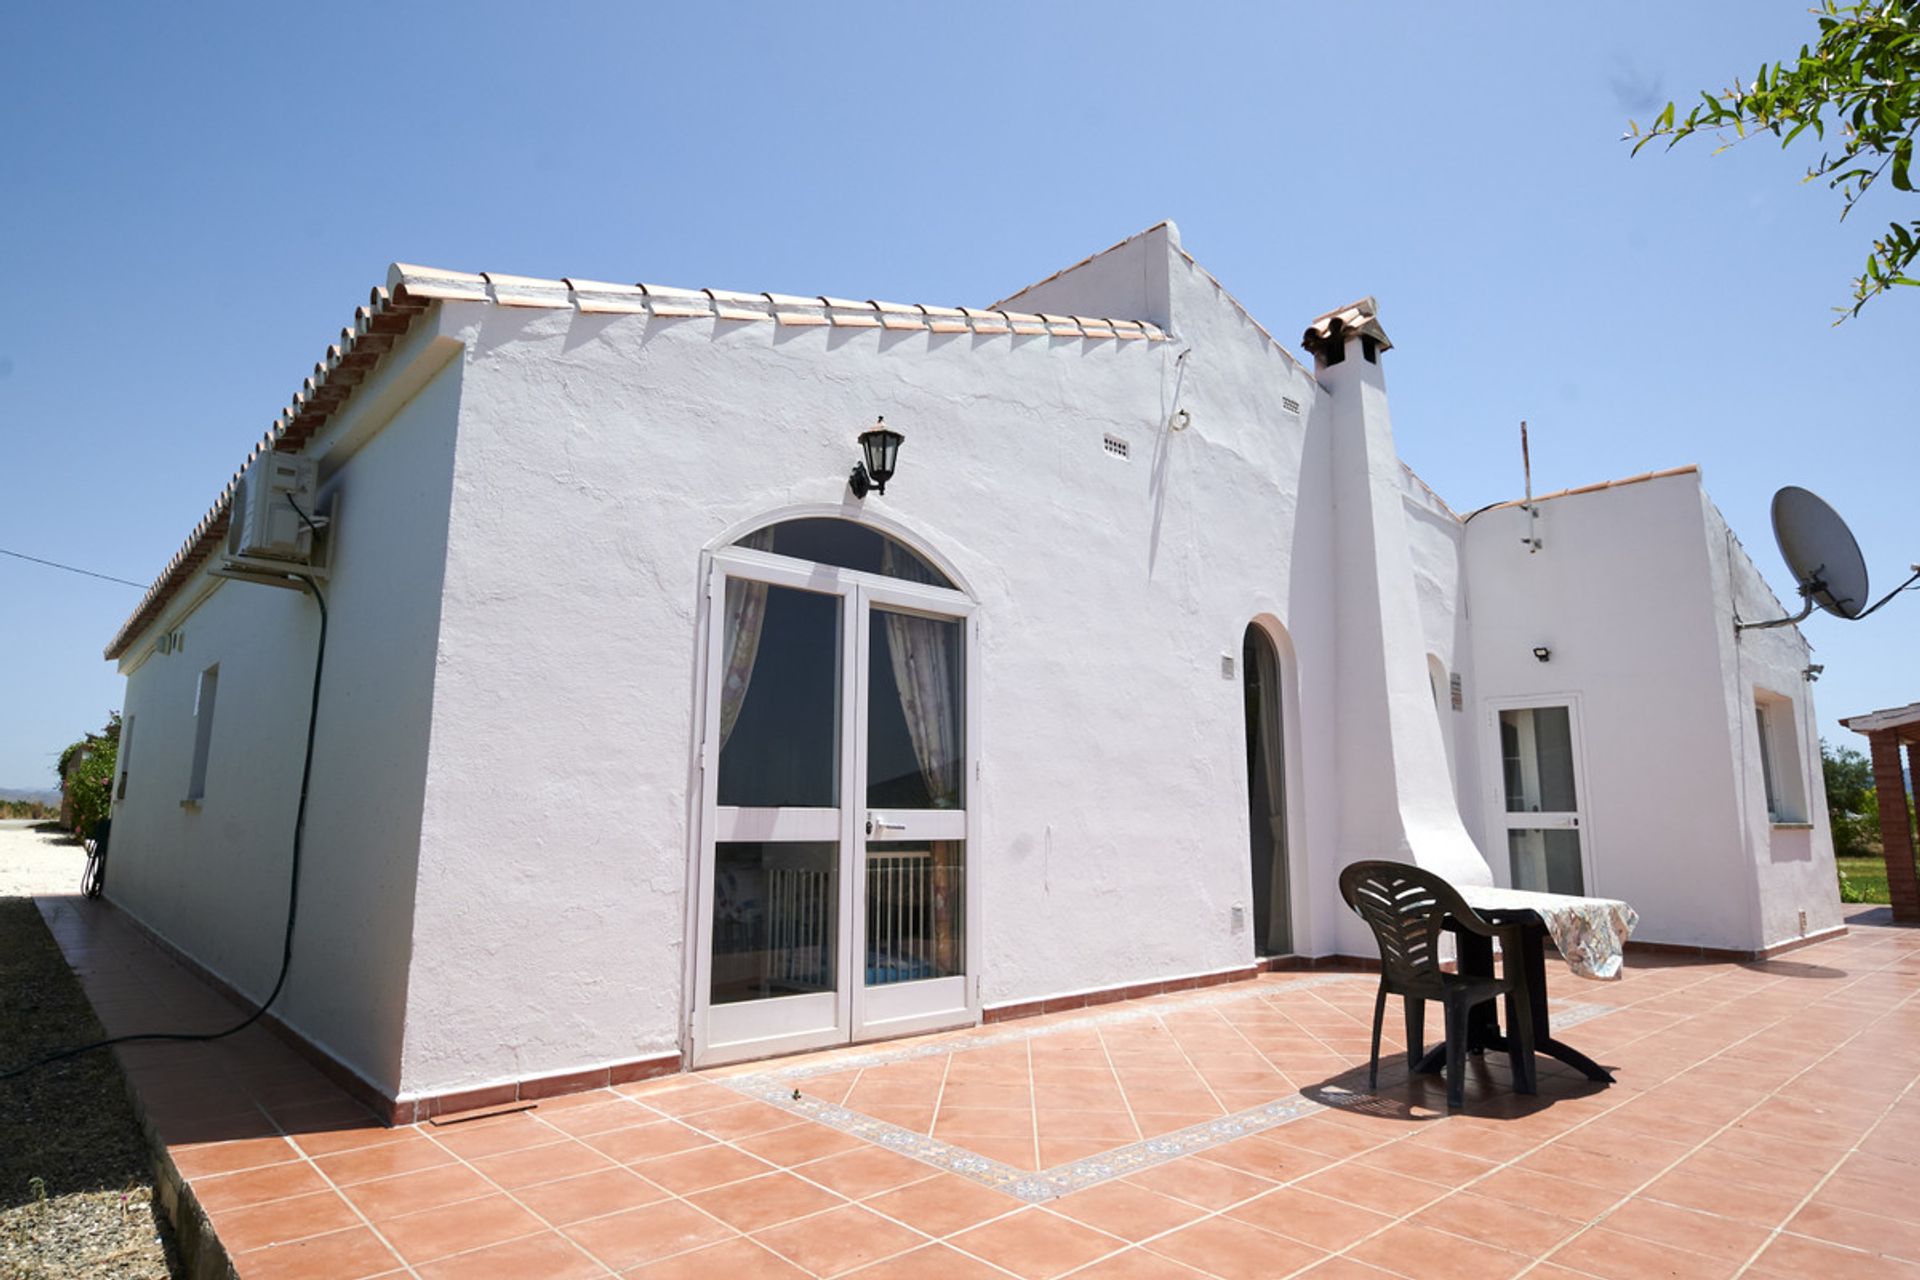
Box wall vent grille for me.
[1103,434,1131,460]
[1282,396,1302,415]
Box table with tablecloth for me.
[1414,883,1640,1088]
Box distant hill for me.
[0,786,60,806]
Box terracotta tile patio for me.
[32,894,1920,1278]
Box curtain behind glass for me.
[879,543,963,809]
[718,528,777,749]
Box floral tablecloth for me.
[1458,884,1640,981]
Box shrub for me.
[58,712,119,836]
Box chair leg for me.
[1404,996,1426,1068]
[1443,994,1467,1110]
[1504,988,1537,1095]
[1369,982,1387,1090]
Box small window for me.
[116,716,134,801]
[187,666,220,801]
[734,519,954,589]
[1754,690,1807,823]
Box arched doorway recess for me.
[1242,623,1292,956]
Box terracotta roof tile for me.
[704,289,771,322]
[389,264,488,303]
[483,272,570,308]
[565,278,650,314]
[1301,296,1391,361]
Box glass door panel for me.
[864,839,965,986]
[855,591,974,1039]
[700,565,854,1064]
[717,582,841,809]
[866,609,965,810]
[711,841,838,1004]
[1496,704,1588,896]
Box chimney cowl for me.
[1302,296,1392,364]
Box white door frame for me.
[1482,693,1597,896]
[689,542,980,1067]
[852,577,979,1043]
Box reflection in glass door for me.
[694,528,976,1066]
[1496,703,1588,895]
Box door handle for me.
[866,815,905,836]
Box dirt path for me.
[0,821,88,899]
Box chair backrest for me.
[1338,860,1474,991]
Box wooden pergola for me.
[1840,702,1920,923]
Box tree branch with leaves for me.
[1627,0,1919,319]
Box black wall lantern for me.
[1532,645,1552,663]
[849,416,904,499]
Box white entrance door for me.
[1490,700,1591,895]
[694,539,976,1066]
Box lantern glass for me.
[859,422,903,485]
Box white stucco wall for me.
[109,334,462,1093]
[1398,470,1483,846]
[1703,498,1843,948]
[1462,471,1839,951]
[395,225,1349,1096]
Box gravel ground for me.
[1,826,180,1278]
[0,821,89,899]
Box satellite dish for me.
[1771,486,1870,619]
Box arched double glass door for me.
[693,519,977,1065]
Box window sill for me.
[1770,821,1813,831]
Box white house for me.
[101,223,1841,1120]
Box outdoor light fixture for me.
[1532,646,1552,663]
[849,416,904,499]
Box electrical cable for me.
[0,546,147,589]
[1849,567,1920,621]
[1,495,327,1083]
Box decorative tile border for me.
[719,975,1626,1203]
[1552,1000,1625,1030]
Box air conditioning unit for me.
[227,454,319,563]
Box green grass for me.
[1837,854,1892,904]
[0,898,178,1278]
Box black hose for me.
[2,496,327,1082]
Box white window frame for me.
[185,665,219,803]
[1753,689,1808,825]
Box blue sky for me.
[1,2,1912,788]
